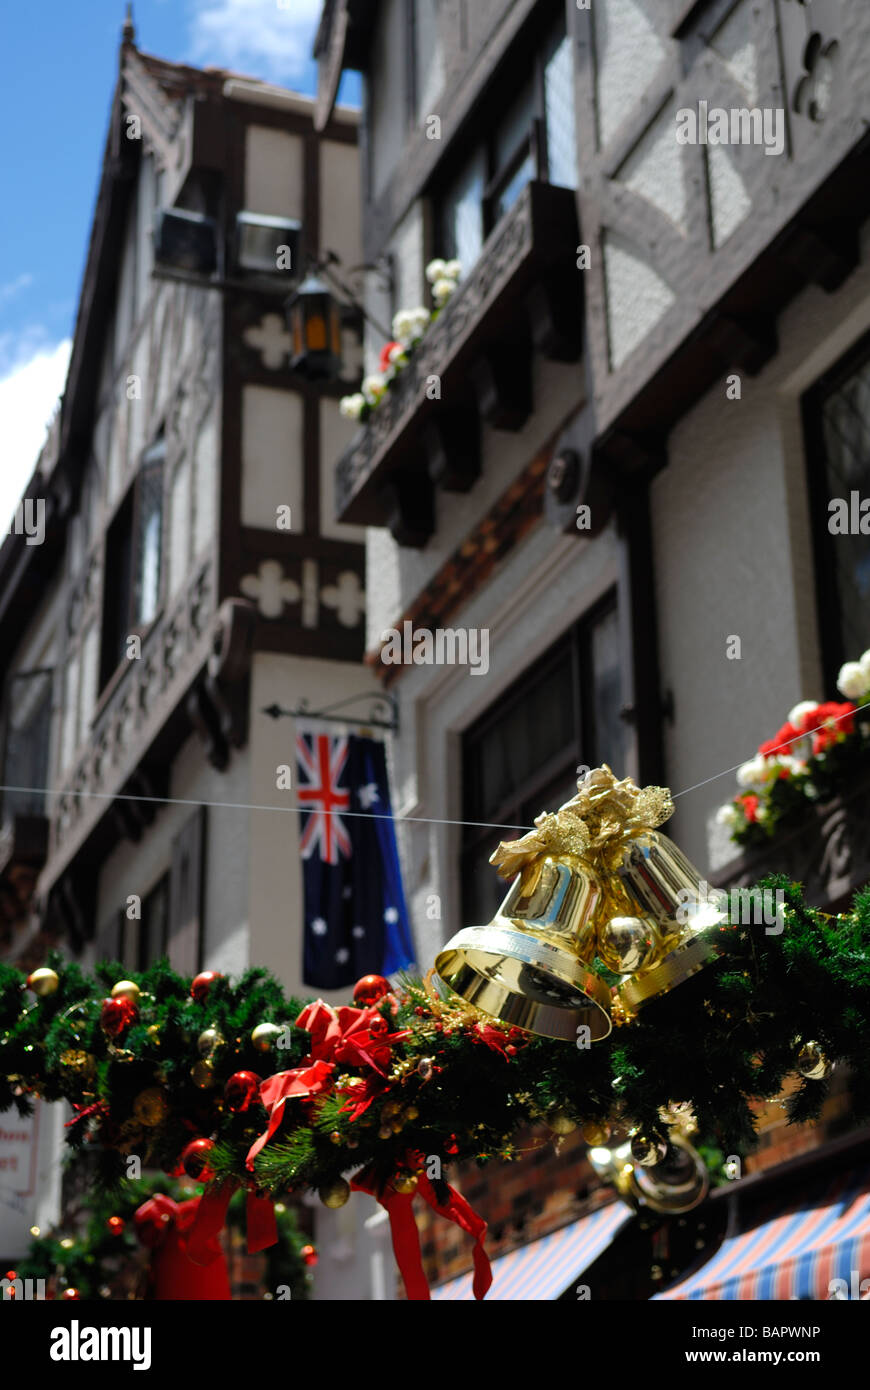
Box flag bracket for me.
[261,691,398,733]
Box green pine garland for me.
[1,874,869,1205]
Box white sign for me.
[0,1105,39,1259]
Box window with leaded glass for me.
[460,598,625,927]
[436,7,577,276]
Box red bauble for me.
[353,974,391,1006]
[100,994,138,1040]
[301,1244,318,1267]
[4,1269,16,1280]
[106,1215,125,1236]
[224,1071,261,1113]
[191,971,223,1003]
[181,1138,216,1181]
[62,1288,80,1300]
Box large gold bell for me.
[435,854,612,1041]
[605,830,726,1013]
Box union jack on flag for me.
[296,720,415,990]
[297,732,352,864]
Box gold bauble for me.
[27,967,59,997]
[318,1179,350,1209]
[59,1238,75,1250]
[581,1120,611,1146]
[191,1060,215,1089]
[630,1131,668,1167]
[251,1022,284,1052]
[597,916,661,975]
[132,1087,170,1127]
[197,1028,221,1056]
[546,1109,577,1136]
[60,1049,91,1072]
[111,980,141,1003]
[796,1041,832,1081]
[392,1172,418,1195]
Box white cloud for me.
[0,336,71,533]
[0,273,34,305]
[188,0,323,84]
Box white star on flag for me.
[336,947,350,964]
[358,782,380,809]
[311,917,327,936]
[352,925,365,939]
[384,906,399,924]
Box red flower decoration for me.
[739,794,760,823]
[378,341,403,372]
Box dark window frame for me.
[434,1,573,267]
[460,592,623,923]
[99,437,165,692]
[801,325,870,693]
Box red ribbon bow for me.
[351,1157,492,1301]
[185,1182,279,1265]
[246,1000,409,1171]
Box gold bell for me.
[604,830,726,1014]
[435,852,612,1041]
[588,1134,709,1215]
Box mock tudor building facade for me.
[314,0,870,1296]
[0,19,400,1296]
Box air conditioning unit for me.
[154,207,218,274]
[235,212,301,274]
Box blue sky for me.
[0,0,360,529]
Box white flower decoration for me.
[425,258,447,283]
[716,803,739,828]
[837,661,869,700]
[339,393,366,420]
[432,277,456,307]
[788,700,820,726]
[362,373,387,404]
[444,259,462,281]
[736,755,768,789]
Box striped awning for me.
[432,1201,633,1301]
[656,1165,870,1300]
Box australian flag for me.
[296,720,415,989]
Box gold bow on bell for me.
[490,766,674,879]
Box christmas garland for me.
[2,873,869,1222]
[7,1172,313,1302]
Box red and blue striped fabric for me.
[656,1166,870,1300]
[431,1201,632,1301]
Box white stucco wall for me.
[653,220,870,877]
[244,125,304,220]
[93,733,252,977]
